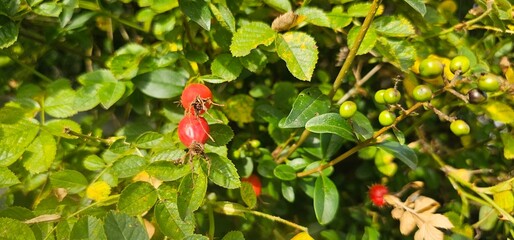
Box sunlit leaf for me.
[118,181,158,216]
[280,88,331,128]
[305,113,356,142]
[70,216,107,240]
[0,17,18,49]
[23,131,56,174]
[403,0,426,16]
[154,201,195,239]
[230,22,276,57]
[276,31,318,81]
[104,212,149,240]
[179,0,211,30]
[204,153,240,189]
[0,218,35,240]
[0,167,20,188]
[347,25,377,55]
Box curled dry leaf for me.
[414,213,454,240]
[271,11,304,32]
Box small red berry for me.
[178,115,210,147]
[242,174,262,196]
[181,83,213,115]
[369,184,389,207]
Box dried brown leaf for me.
[414,196,440,214]
[391,207,404,219]
[384,194,402,207]
[399,211,417,235]
[271,12,304,32]
[413,213,454,240]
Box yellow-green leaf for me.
[484,101,514,124]
[230,22,276,57]
[276,32,318,81]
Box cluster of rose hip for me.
[178,83,214,153]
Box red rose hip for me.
[369,184,389,207]
[181,83,213,115]
[242,174,262,196]
[178,115,210,147]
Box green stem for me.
[8,55,53,83]
[78,1,146,32]
[67,195,120,219]
[277,0,381,163]
[246,210,308,232]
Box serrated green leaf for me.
[206,124,234,147]
[347,2,374,17]
[146,161,191,181]
[0,0,20,16]
[74,85,101,111]
[376,37,416,71]
[44,80,78,118]
[0,218,36,240]
[78,69,116,85]
[239,49,268,73]
[70,216,107,240]
[276,32,318,81]
[135,132,163,149]
[295,7,330,28]
[109,54,141,80]
[327,6,352,29]
[34,2,62,17]
[104,212,149,240]
[44,119,82,139]
[0,119,39,167]
[279,88,331,128]
[150,149,186,162]
[204,153,240,189]
[0,207,34,220]
[112,155,147,178]
[483,101,514,124]
[377,141,417,169]
[154,201,195,239]
[179,0,211,30]
[240,181,257,209]
[263,0,291,12]
[314,175,339,225]
[50,170,88,194]
[98,81,125,109]
[209,3,235,32]
[0,17,18,49]
[222,231,245,240]
[23,131,56,174]
[305,113,356,142]
[118,181,158,216]
[133,69,187,99]
[178,171,207,219]
[403,0,426,16]
[83,155,106,171]
[350,111,374,141]
[373,16,415,37]
[281,181,295,202]
[273,164,296,181]
[211,53,243,81]
[0,167,20,188]
[230,22,276,57]
[224,94,255,124]
[347,25,377,55]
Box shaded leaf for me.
[70,216,107,240]
[279,88,331,128]
[118,181,158,216]
[177,171,208,219]
[305,113,356,142]
[314,175,339,225]
[377,141,418,169]
[350,111,374,141]
[179,0,211,30]
[104,212,149,240]
[112,155,147,178]
[264,0,291,12]
[146,161,191,181]
[230,22,276,57]
[133,69,187,99]
[0,17,18,49]
[273,164,296,181]
[276,32,318,81]
[0,217,36,240]
[403,0,426,16]
[222,231,245,240]
[23,131,56,174]
[154,201,195,239]
[211,54,243,81]
[50,170,88,194]
[135,132,163,149]
[240,181,257,209]
[204,153,240,189]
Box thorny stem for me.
[276,0,381,163]
[64,127,113,145]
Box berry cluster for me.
[374,87,402,126]
[178,83,214,152]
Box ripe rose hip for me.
[369,184,389,207]
[178,115,210,147]
[181,83,213,115]
[242,174,262,196]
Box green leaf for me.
[34,2,62,17]
[347,2,375,17]
[373,16,415,37]
[273,164,296,181]
[109,54,141,80]
[83,155,106,171]
[239,49,268,73]
[279,87,331,128]
[150,149,186,162]
[0,17,18,49]
[118,181,158,216]
[184,234,210,240]
[314,175,339,225]
[392,127,405,145]
[240,181,257,209]
[0,119,39,167]
[281,181,295,202]
[0,0,20,16]
[223,94,255,124]
[375,37,416,71]
[0,167,20,188]
[276,32,318,81]
[222,231,245,240]
[257,160,278,179]
[50,170,88,194]
[154,201,195,239]
[305,113,356,142]
[204,153,240,189]
[104,212,149,240]
[347,25,377,55]
[179,0,212,30]
[501,133,514,160]
[59,0,77,27]
[112,155,147,178]
[363,226,380,240]
[23,131,56,174]
[135,132,163,149]
[44,80,78,118]
[44,119,82,139]
[321,133,344,159]
[146,161,191,181]
[304,161,333,178]
[375,148,397,176]
[206,124,234,147]
[0,207,34,220]
[327,6,352,29]
[209,3,235,32]
[263,0,291,12]
[483,101,514,124]
[377,141,418,169]
[295,7,330,28]
[230,22,276,57]
[74,85,101,111]
[0,218,36,240]
[211,53,243,81]
[350,111,374,141]
[70,216,107,240]
[177,171,207,219]
[133,69,187,99]
[403,0,426,16]
[478,205,497,231]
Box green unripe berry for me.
[412,85,432,102]
[450,120,470,136]
[419,59,444,79]
[478,74,501,92]
[383,88,401,104]
[339,101,357,118]
[374,90,386,104]
[449,55,470,74]
[378,110,396,126]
